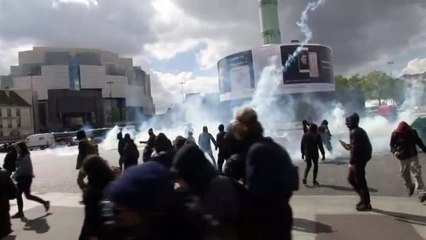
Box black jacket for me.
[118,139,125,157]
[3,149,17,174]
[76,139,92,170]
[150,150,176,169]
[349,127,372,165]
[301,132,325,159]
[216,131,226,150]
[390,129,426,159]
[122,140,140,166]
[0,169,16,238]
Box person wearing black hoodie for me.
[79,155,115,240]
[390,121,426,203]
[3,146,17,176]
[141,128,156,162]
[122,134,139,170]
[172,144,244,239]
[0,167,17,239]
[107,161,206,240]
[346,113,373,211]
[149,133,176,169]
[302,120,310,133]
[233,108,298,240]
[301,123,325,186]
[216,124,229,173]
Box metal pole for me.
[179,81,185,102]
[29,74,36,134]
[387,61,394,78]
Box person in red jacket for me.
[390,121,426,203]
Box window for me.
[17,118,21,127]
[7,109,11,117]
[7,118,12,128]
[0,109,2,117]
[0,130,3,137]
[0,119,3,128]
[16,108,20,117]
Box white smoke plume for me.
[284,0,326,69]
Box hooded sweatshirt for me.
[172,144,242,238]
[346,113,372,165]
[390,121,426,159]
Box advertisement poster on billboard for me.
[252,45,283,84]
[281,45,333,85]
[217,50,255,95]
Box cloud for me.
[401,58,426,75]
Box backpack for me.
[262,137,299,192]
[87,139,99,156]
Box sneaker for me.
[313,181,320,186]
[44,201,50,212]
[302,179,307,185]
[356,203,372,211]
[11,212,24,219]
[419,194,426,203]
[356,200,364,207]
[408,185,415,197]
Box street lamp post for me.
[27,72,36,134]
[178,81,185,102]
[387,61,394,78]
[106,81,114,124]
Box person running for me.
[301,123,325,186]
[0,167,17,238]
[345,113,373,211]
[79,155,115,240]
[318,120,333,154]
[11,142,50,218]
[216,124,229,173]
[390,121,426,203]
[198,126,217,167]
[2,145,17,176]
[140,128,156,162]
[122,134,139,170]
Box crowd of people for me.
[1,108,426,239]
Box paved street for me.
[2,145,426,239]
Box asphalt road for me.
[1,145,423,198]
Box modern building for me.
[0,90,33,139]
[1,47,155,132]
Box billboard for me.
[281,45,333,85]
[218,44,334,101]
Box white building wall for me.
[42,65,69,90]
[104,75,127,98]
[13,76,47,100]
[79,65,105,89]
[18,50,45,65]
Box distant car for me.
[25,133,56,150]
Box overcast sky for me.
[0,0,425,112]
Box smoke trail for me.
[284,0,326,69]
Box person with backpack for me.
[0,167,17,238]
[233,108,298,240]
[122,134,139,170]
[172,144,245,239]
[79,155,115,240]
[76,130,99,194]
[345,113,373,211]
[301,123,325,186]
[390,121,426,203]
